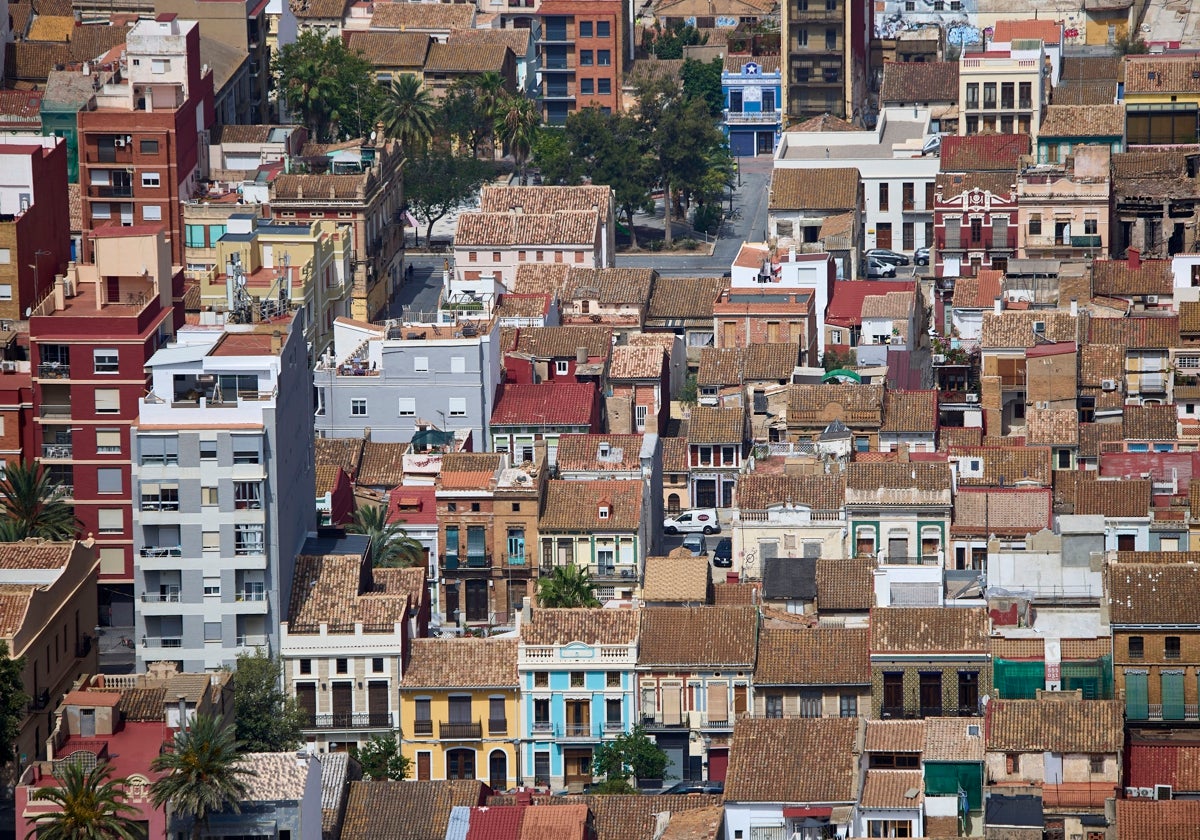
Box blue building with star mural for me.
[722,55,782,156]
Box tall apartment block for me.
[132,314,314,671]
[782,0,872,125]
[77,14,215,264]
[538,0,627,125]
[29,228,183,624]
[0,136,71,322]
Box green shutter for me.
[1126,671,1149,720]
[1162,671,1185,720]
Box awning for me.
[782,807,832,819]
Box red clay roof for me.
[386,484,437,527]
[490,382,596,427]
[826,280,918,327]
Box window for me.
[579,20,592,36]
[204,622,222,642]
[204,579,220,596]
[336,658,349,674]
[300,659,312,675]
[1084,218,1098,235]
[597,50,611,66]
[451,356,466,374]
[0,286,10,302]
[1057,448,1072,469]
[140,436,178,465]
[202,487,219,507]
[965,83,979,110]
[97,468,122,494]
[143,205,162,222]
[97,508,123,534]
[234,481,262,510]
[448,397,467,418]
[492,251,501,262]
[1166,636,1181,659]
[879,182,889,211]
[96,429,121,454]
[1129,636,1144,659]
[800,690,822,718]
[373,657,384,673]
[765,695,783,718]
[983,82,996,109]
[234,524,264,555]
[597,20,610,36]
[232,440,260,464]
[468,252,477,262]
[398,398,416,416]
[534,672,549,688]
[141,483,179,511]
[958,671,979,714]
[202,530,219,550]
[570,672,585,688]
[840,694,858,717]
[580,50,593,66]
[141,172,160,188]
[200,441,217,460]
[555,359,570,375]
[95,389,120,414]
[151,59,170,73]
[1089,755,1105,774]
[1028,215,1042,235]
[580,78,594,95]
[351,398,367,416]
[854,436,869,453]
[414,356,429,372]
[606,671,621,688]
[139,139,158,154]
[597,78,611,95]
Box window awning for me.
[782,807,832,819]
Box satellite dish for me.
[370,130,377,141]
[24,307,31,318]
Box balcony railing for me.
[140,546,182,558]
[444,554,459,571]
[41,444,72,459]
[304,711,394,730]
[235,590,267,602]
[643,714,688,729]
[531,721,554,734]
[603,720,624,732]
[589,565,638,581]
[236,634,268,647]
[465,552,489,568]
[39,404,71,418]
[439,721,483,739]
[413,719,433,736]
[140,500,180,512]
[562,723,596,739]
[142,636,183,648]
[488,718,508,735]
[724,109,781,124]
[37,364,69,379]
[880,554,941,566]
[141,592,181,603]
[89,184,134,198]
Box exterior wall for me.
[870,658,991,717]
[537,0,627,126]
[862,171,938,254]
[1017,160,1111,260]
[399,687,520,786]
[712,301,816,365]
[0,137,71,321]
[492,423,596,466]
[1085,9,1128,46]
[985,750,1118,786]
[782,0,871,122]
[750,684,871,719]
[722,62,782,156]
[0,369,35,469]
[935,186,1019,278]
[608,377,666,435]
[958,48,1046,140]
[199,758,323,840]
[1114,628,1200,722]
[454,241,603,295]
[732,513,846,579]
[638,669,743,781]
[538,531,641,597]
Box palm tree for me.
[379,74,437,155]
[0,460,76,541]
[472,71,507,157]
[26,760,142,840]
[494,94,541,184]
[149,714,252,840]
[537,565,601,608]
[348,503,425,568]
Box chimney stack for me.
[1070,297,1078,317]
[575,346,587,365]
[994,297,1003,315]
[1128,248,1141,270]
[271,329,283,354]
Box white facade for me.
[0,137,60,214]
[730,244,836,348]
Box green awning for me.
[822,368,862,383]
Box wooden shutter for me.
[706,683,728,722]
[663,683,682,725]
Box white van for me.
[663,509,720,535]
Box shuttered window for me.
[706,683,728,722]
[1125,671,1148,720]
[1162,671,1185,720]
[662,683,682,725]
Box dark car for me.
[915,246,931,266]
[713,537,733,568]
[658,781,724,795]
[865,248,911,266]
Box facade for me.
[935,170,1021,279]
[1123,55,1200,146]
[132,317,314,670]
[781,0,871,124]
[538,479,646,601]
[181,752,324,840]
[399,637,519,789]
[0,540,99,774]
[722,55,782,156]
[1036,104,1125,164]
[1018,145,1112,260]
[29,228,183,611]
[0,136,70,321]
[958,42,1047,140]
[315,316,500,446]
[281,534,423,753]
[752,626,871,720]
[489,382,602,464]
[536,0,627,125]
[517,607,638,790]
[732,473,848,581]
[77,16,216,265]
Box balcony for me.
[561,723,597,740]
[37,363,69,380]
[603,720,624,732]
[41,444,72,459]
[531,721,554,735]
[880,554,941,566]
[413,719,433,736]
[140,592,181,603]
[724,109,781,125]
[642,714,688,729]
[235,590,267,602]
[488,718,509,735]
[440,721,483,740]
[140,546,182,558]
[305,711,395,730]
[589,565,638,582]
[142,636,183,648]
[465,552,490,569]
[789,6,843,21]
[140,500,180,512]
[443,554,460,571]
[88,184,134,199]
[39,403,71,418]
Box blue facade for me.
[722,60,782,157]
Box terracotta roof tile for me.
[117,686,166,722]
[845,462,951,492]
[1061,637,1111,659]
[1125,54,1200,94]
[519,805,589,840]
[287,553,411,632]
[1038,104,1125,138]
[662,437,688,473]
[816,557,875,611]
[1181,301,1200,335]
[991,636,1045,660]
[864,720,926,753]
[512,263,571,296]
[986,696,1124,753]
[357,441,409,487]
[481,185,612,218]
[1116,800,1200,840]
[1114,550,1200,564]
[940,134,1030,172]
[491,383,596,427]
[952,269,1003,309]
[993,18,1062,43]
[539,479,643,532]
[789,113,857,132]
[1054,78,1118,105]
[0,586,35,637]
[447,27,531,56]
[939,427,982,449]
[713,581,759,605]
[687,405,744,444]
[697,347,742,387]
[455,210,599,247]
[641,554,711,603]
[402,638,517,688]
[755,627,869,685]
[869,607,989,654]
[725,717,861,802]
[1025,407,1079,446]
[0,540,75,569]
[1089,314,1179,348]
[424,41,511,75]
[555,434,644,473]
[316,436,365,477]
[370,2,474,30]
[881,390,937,434]
[1075,479,1151,517]
[344,31,430,67]
[1107,563,1200,625]
[1063,55,1123,81]
[1093,257,1173,297]
[936,171,1016,200]
[637,606,757,666]
[1079,344,1124,386]
[951,446,1052,487]
[860,770,923,809]
[271,173,368,202]
[862,291,915,321]
[952,488,1052,534]
[1124,404,1177,440]
[769,167,859,212]
[880,60,959,103]
[647,276,729,322]
[513,326,611,359]
[736,473,845,512]
[658,806,724,840]
[539,795,722,840]
[608,345,664,379]
[566,267,655,306]
[341,780,486,840]
[521,608,638,646]
[5,41,71,82]
[239,752,315,801]
[981,311,1079,347]
[788,383,885,425]
[923,717,986,761]
[723,54,779,73]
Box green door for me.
[1125,671,1148,720]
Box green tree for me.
[563,108,653,248]
[593,726,670,783]
[530,127,583,185]
[0,641,26,770]
[274,31,380,141]
[25,760,142,840]
[680,57,724,118]
[822,348,856,372]
[0,460,76,542]
[348,503,426,568]
[404,152,495,245]
[150,714,252,840]
[437,74,508,157]
[232,650,305,752]
[494,94,542,183]
[645,22,706,59]
[351,734,411,781]
[379,74,437,154]
[679,374,699,406]
[537,565,600,608]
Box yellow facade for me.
[1084,11,1127,47]
[399,686,520,788]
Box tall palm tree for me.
[494,94,541,184]
[26,760,142,840]
[149,715,252,840]
[472,71,508,157]
[537,565,601,608]
[348,503,425,568]
[0,461,76,541]
[379,74,437,155]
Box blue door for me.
[729,131,755,157]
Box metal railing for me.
[142,636,183,648]
[140,546,182,558]
[562,723,596,739]
[141,592,181,603]
[724,109,781,124]
[304,711,394,730]
[440,721,483,739]
[41,444,72,459]
[37,364,69,379]
[235,590,267,602]
[488,718,508,735]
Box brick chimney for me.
[1128,248,1141,270]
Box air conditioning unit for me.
[1036,401,1049,410]
[0,361,15,372]
[1101,379,1118,391]
[1156,784,1172,800]
[114,137,126,148]
[932,353,946,364]
[1147,295,1160,305]
[965,393,980,403]
[1138,787,1154,798]
[1125,787,1138,798]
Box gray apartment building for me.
[132,315,315,671]
[314,316,501,448]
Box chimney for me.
[789,245,796,262]
[993,297,1003,315]
[898,443,910,463]
[516,788,533,806]
[177,694,188,730]
[1070,298,1078,317]
[271,329,283,354]
[1128,248,1141,270]
[575,346,587,365]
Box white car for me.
[664,509,721,535]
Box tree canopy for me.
[352,734,411,781]
[680,57,725,119]
[26,760,142,840]
[348,503,426,568]
[232,649,305,752]
[644,22,707,59]
[593,726,670,783]
[537,564,601,608]
[273,31,381,141]
[150,715,252,840]
[0,460,76,542]
[0,641,27,767]
[404,152,496,246]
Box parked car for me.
[914,246,931,266]
[865,248,910,266]
[658,781,725,795]
[682,533,708,556]
[712,537,733,567]
[663,509,721,535]
[866,257,897,279]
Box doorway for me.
[563,748,593,786]
[489,750,508,792]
